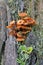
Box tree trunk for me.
[4,36,18,65]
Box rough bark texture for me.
[4,36,18,65]
[0,1,7,52]
[25,32,38,47]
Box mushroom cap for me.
[17,32,22,38]
[22,30,30,34]
[17,32,26,38]
[23,17,36,25]
[6,24,15,29]
[16,37,25,41]
[28,21,35,25]
[17,25,32,30]
[10,20,15,25]
[6,25,13,28]
[23,17,31,20]
[6,20,15,29]
[17,20,25,25]
[18,12,27,17]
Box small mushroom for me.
[17,32,22,38]
[17,20,25,25]
[16,37,25,42]
[17,32,26,38]
[18,12,27,18]
[22,30,30,34]
[17,25,32,30]
[6,20,15,29]
[23,17,36,25]
[10,20,15,25]
[23,17,31,20]
[28,20,36,25]
[6,25,13,28]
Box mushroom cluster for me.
[6,12,36,42]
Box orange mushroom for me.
[18,12,27,17]
[17,20,25,25]
[22,30,30,34]
[6,20,15,29]
[16,37,25,41]
[23,17,31,20]
[17,25,32,31]
[6,12,37,42]
[17,32,22,38]
[17,32,26,38]
[21,26,31,30]
[6,25,13,28]
[28,21,36,25]
[10,20,15,25]
[23,17,36,25]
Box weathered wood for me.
[4,36,18,65]
[25,31,38,47]
[0,1,7,52]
